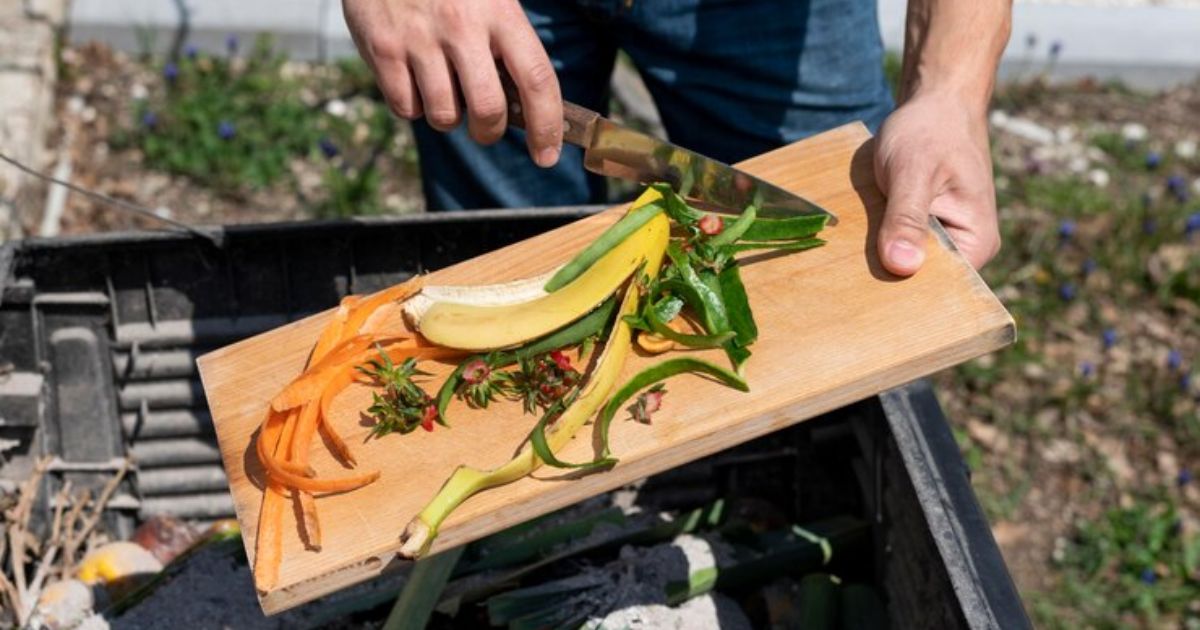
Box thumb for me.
[877,166,935,277]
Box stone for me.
[1121,122,1148,142]
[31,579,95,630]
[1175,139,1197,160]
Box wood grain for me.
[197,123,1014,613]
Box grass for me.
[108,35,412,218]
[944,80,1200,628]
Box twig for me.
[28,481,73,598]
[65,458,130,566]
[5,457,50,623]
[0,150,222,247]
[0,571,20,627]
[60,489,90,574]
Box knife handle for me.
[498,67,598,148]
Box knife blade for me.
[501,79,835,221]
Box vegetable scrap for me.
[250,184,829,584]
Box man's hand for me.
[876,0,1011,275]
[874,93,999,274]
[343,0,563,166]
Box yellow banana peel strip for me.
[398,209,669,559]
[413,188,667,351]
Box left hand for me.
[873,92,999,275]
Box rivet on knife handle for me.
[498,67,598,148]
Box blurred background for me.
[1,1,1198,628]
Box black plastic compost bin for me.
[0,208,1030,628]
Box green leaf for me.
[718,264,757,348]
[741,215,829,241]
[381,546,464,630]
[724,238,826,255]
[591,358,748,466]
[708,202,757,248]
[544,203,665,292]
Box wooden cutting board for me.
[197,122,1014,613]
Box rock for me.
[967,419,1008,452]
[1121,123,1148,142]
[992,521,1028,547]
[992,114,1055,145]
[1157,451,1180,486]
[324,98,348,118]
[1085,433,1136,486]
[31,579,95,630]
[1175,139,1197,160]
[1042,439,1081,465]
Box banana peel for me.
[409,189,667,351]
[398,210,670,559]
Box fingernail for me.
[536,146,560,168]
[887,239,925,273]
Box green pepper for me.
[718,264,757,348]
[594,358,748,462]
[644,299,735,349]
[667,242,730,336]
[741,215,828,242]
[724,237,825,255]
[707,203,757,248]
[544,202,665,292]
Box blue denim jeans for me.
[413,0,894,210]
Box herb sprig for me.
[357,346,440,437]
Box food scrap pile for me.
[252,185,828,591]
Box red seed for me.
[462,359,489,384]
[643,390,664,414]
[421,405,438,431]
[550,350,573,372]
[698,214,724,236]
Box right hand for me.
[343,0,564,167]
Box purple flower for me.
[1185,212,1200,236]
[1049,40,1063,58]
[318,137,339,159]
[1168,349,1183,371]
[1179,468,1193,487]
[1058,220,1077,240]
[1082,258,1097,277]
[225,34,239,55]
[1140,568,1157,585]
[1167,175,1189,202]
[1145,152,1161,170]
[184,44,198,60]
[1182,372,1193,393]
[163,62,179,82]
[1079,361,1095,378]
[217,120,236,140]
[141,111,158,129]
[1143,218,1158,235]
[1058,282,1077,301]
[1102,328,1118,350]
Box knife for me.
[500,76,835,222]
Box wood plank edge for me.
[253,315,1015,615]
